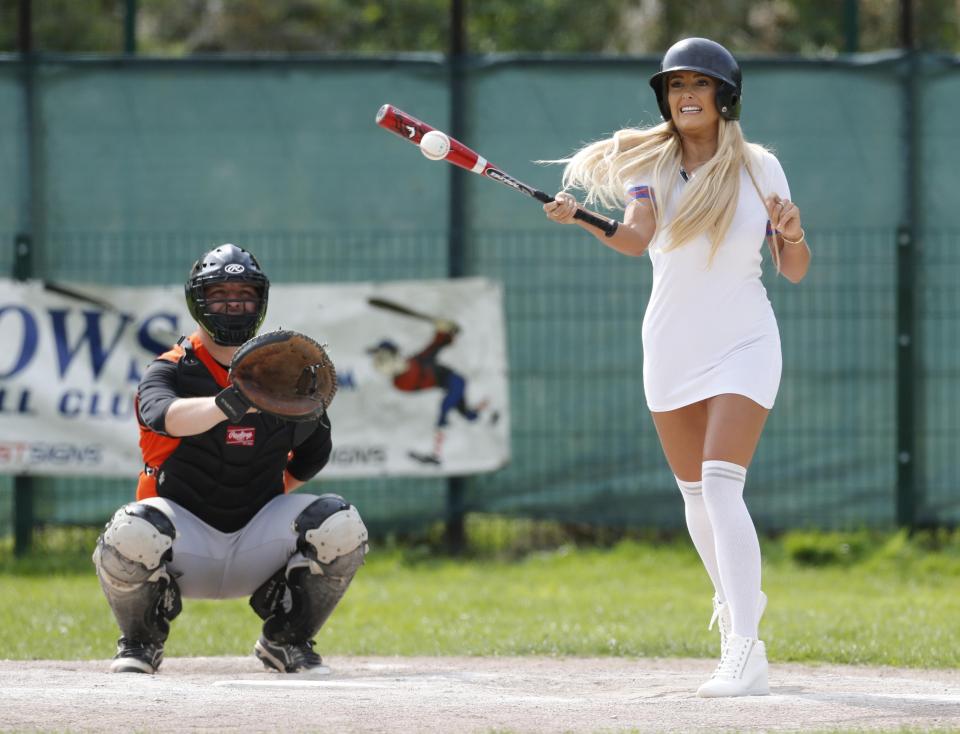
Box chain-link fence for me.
[1,52,957,545]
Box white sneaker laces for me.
[712,637,752,679]
[708,597,731,643]
[708,605,721,632]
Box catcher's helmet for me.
[649,38,742,121]
[185,244,269,346]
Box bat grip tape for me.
[574,209,619,237]
[539,190,619,237]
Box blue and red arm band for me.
[627,185,654,203]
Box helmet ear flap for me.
[715,82,741,121]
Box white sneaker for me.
[697,633,769,697]
[708,591,768,654]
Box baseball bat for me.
[43,281,118,312]
[368,297,461,334]
[375,104,619,237]
[41,281,179,347]
[367,297,435,322]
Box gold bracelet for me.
[779,228,805,245]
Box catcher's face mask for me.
[185,243,269,346]
[205,283,261,315]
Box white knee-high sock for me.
[675,477,725,602]
[701,460,762,639]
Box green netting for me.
[0,70,20,230]
[0,54,958,538]
[35,61,450,234]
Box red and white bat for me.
[375,104,618,237]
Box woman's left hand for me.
[765,194,802,242]
[544,191,579,225]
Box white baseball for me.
[420,130,450,161]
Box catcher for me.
[92,243,368,675]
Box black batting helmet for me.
[185,244,269,346]
[649,38,742,122]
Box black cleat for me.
[254,637,330,674]
[110,637,164,674]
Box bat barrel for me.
[376,104,619,237]
[376,104,484,174]
[375,104,434,144]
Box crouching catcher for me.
[93,243,368,675]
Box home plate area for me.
[1,656,959,733]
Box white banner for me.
[0,277,510,478]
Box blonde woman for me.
[544,38,810,697]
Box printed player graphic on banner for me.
[365,297,499,468]
[335,278,509,476]
[0,276,509,479]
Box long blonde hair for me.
[557,119,776,267]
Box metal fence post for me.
[12,234,34,555]
[896,0,920,529]
[444,0,468,553]
[124,0,138,55]
[843,0,859,52]
[13,0,37,556]
[13,478,35,555]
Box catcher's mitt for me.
[215,330,337,423]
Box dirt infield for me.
[1,656,959,733]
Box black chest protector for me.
[151,338,324,532]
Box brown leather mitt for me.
[217,330,337,423]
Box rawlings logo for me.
[223,264,246,274]
[226,426,256,446]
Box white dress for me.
[631,149,789,412]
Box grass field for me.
[2,525,959,667]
